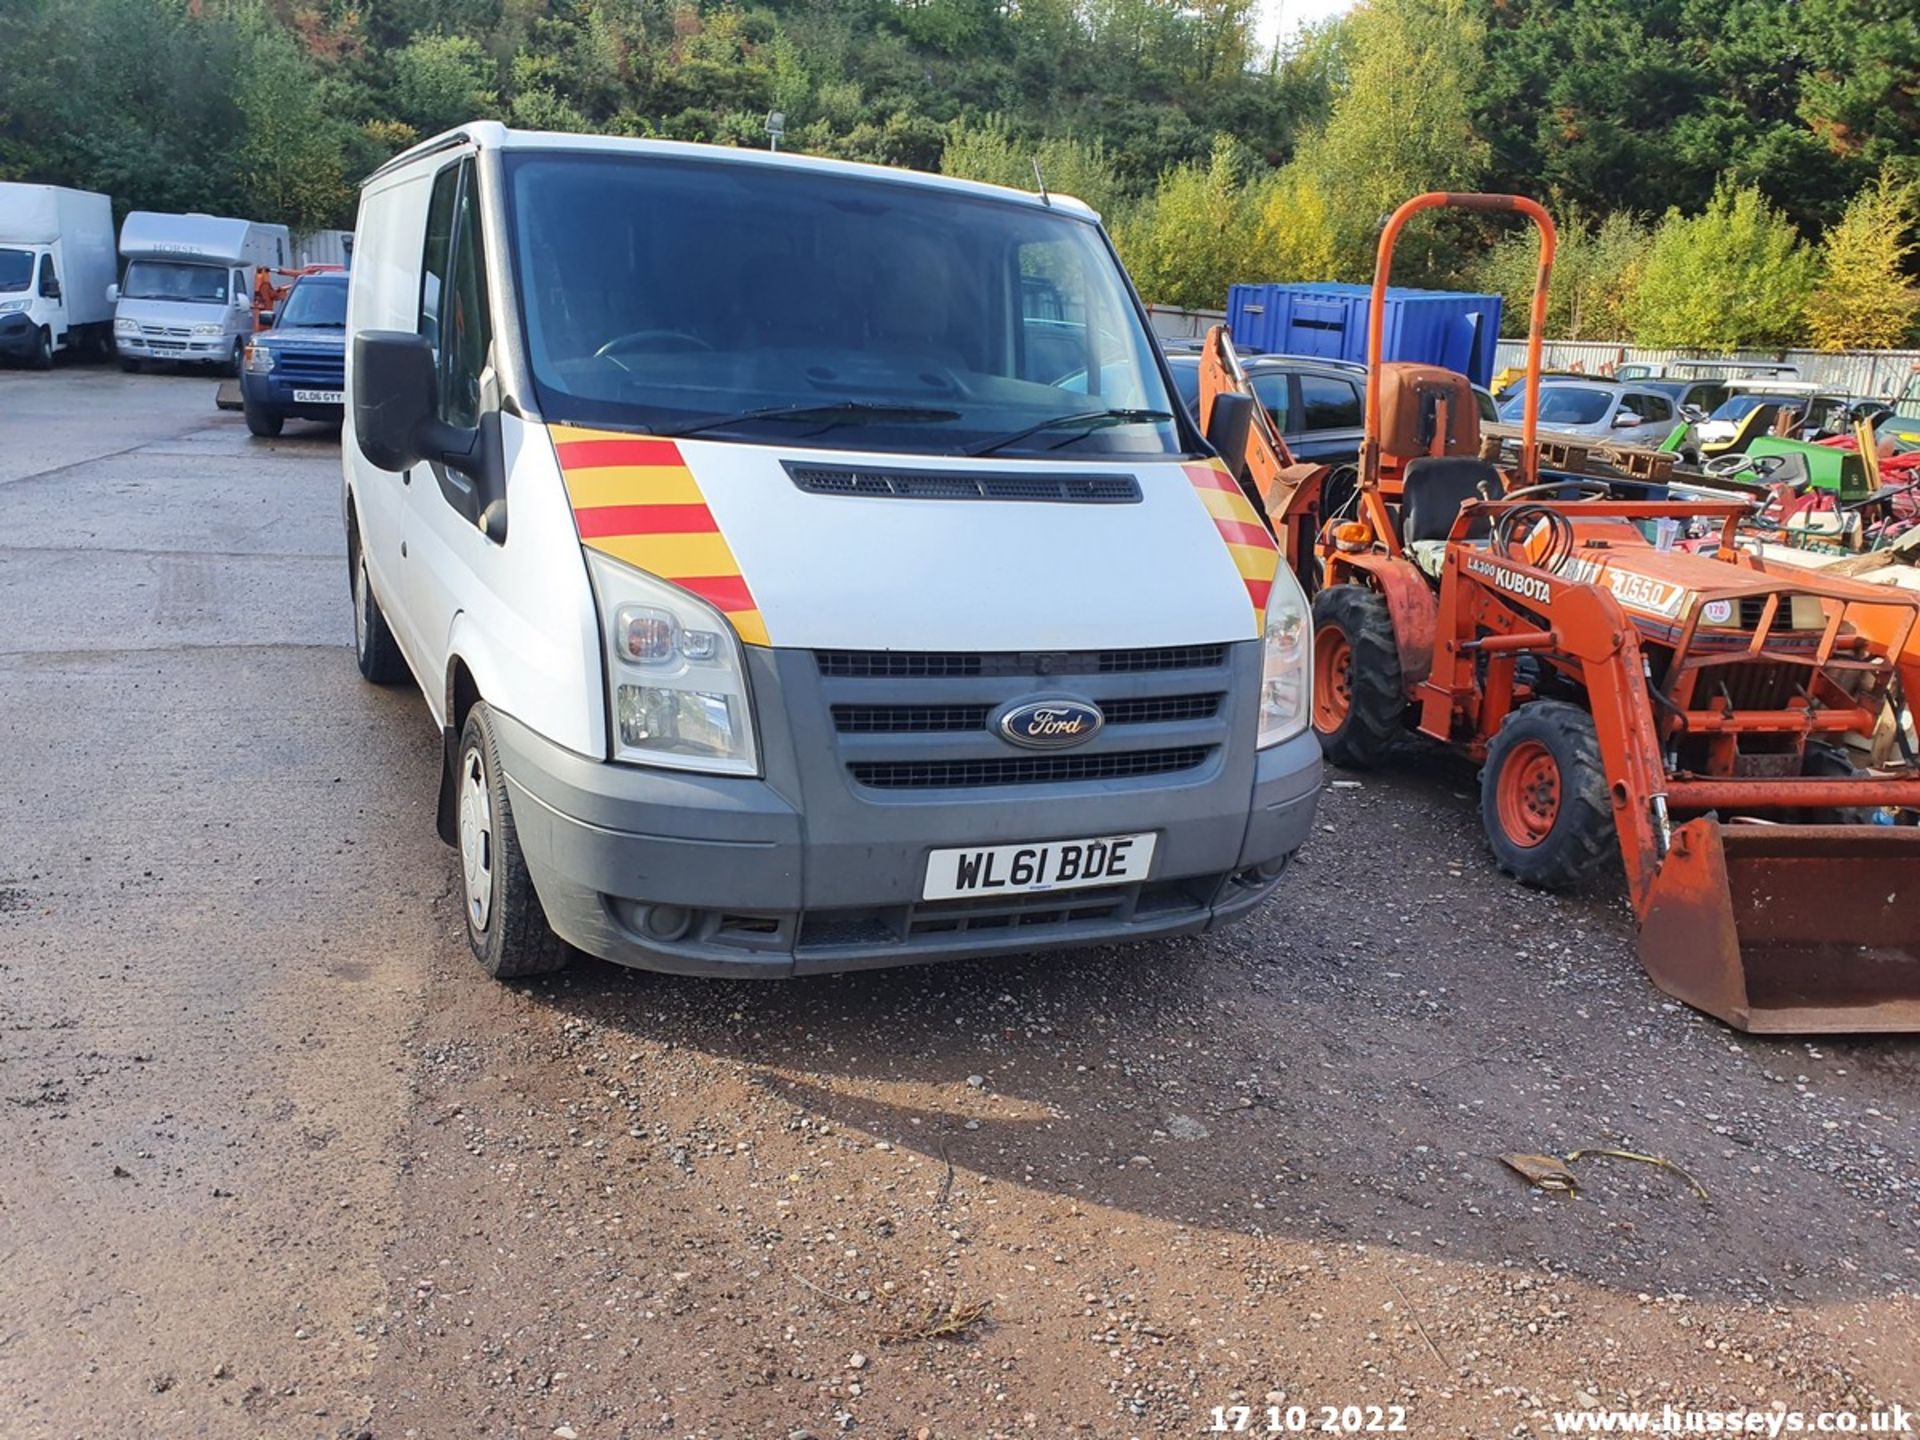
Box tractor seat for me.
[1401,456,1503,543]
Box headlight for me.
[243,343,274,374]
[114,317,140,335]
[586,550,759,775]
[1257,562,1311,747]
[0,299,28,314]
[191,323,225,337]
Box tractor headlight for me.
[1257,562,1312,747]
[586,549,758,775]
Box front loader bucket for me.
[1638,819,1920,1033]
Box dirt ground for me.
[1,369,1916,1440]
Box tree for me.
[1628,183,1817,349]
[1287,0,1491,282]
[1110,136,1259,309]
[941,117,1124,217]
[390,34,498,139]
[1475,211,1651,340]
[1805,171,1920,351]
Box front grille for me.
[833,703,993,733]
[272,348,344,385]
[831,692,1221,734]
[848,746,1212,789]
[816,644,1227,679]
[1100,693,1222,724]
[786,463,1140,504]
[142,324,191,338]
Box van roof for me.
[365,120,1099,221]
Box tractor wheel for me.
[1480,701,1615,891]
[1310,584,1405,769]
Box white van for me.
[343,122,1320,980]
[111,212,290,372]
[0,183,117,368]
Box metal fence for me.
[1489,339,1920,400]
[1145,304,1226,341]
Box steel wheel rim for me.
[1496,739,1561,847]
[458,749,493,931]
[1313,627,1352,733]
[353,551,370,659]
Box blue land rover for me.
[239,270,347,437]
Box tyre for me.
[227,336,246,377]
[31,328,52,370]
[349,528,409,685]
[120,357,142,374]
[243,394,284,438]
[1480,701,1615,890]
[456,703,571,980]
[1310,584,1406,768]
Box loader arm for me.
[1197,324,1329,580]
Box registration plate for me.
[922,833,1156,901]
[293,388,343,404]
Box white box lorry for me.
[111,211,290,373]
[0,183,117,368]
[343,123,1321,982]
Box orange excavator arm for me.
[1196,323,1330,578]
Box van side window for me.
[38,254,58,298]
[444,166,494,430]
[419,160,493,432]
[420,165,458,354]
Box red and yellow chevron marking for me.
[550,425,769,646]
[1184,461,1278,635]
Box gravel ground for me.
[2,369,1916,1439]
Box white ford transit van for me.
[343,122,1320,980]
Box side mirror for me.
[1613,411,1641,428]
[353,330,503,537]
[259,311,276,330]
[106,283,119,304]
[42,279,60,301]
[354,330,445,471]
[1206,390,1254,480]
[233,292,250,311]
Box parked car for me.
[239,269,347,437]
[1166,353,1368,463]
[1496,378,1684,448]
[1638,377,1729,419]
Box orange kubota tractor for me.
[1202,192,1920,1034]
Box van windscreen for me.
[502,151,1183,459]
[0,249,31,293]
[121,260,230,304]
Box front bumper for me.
[118,333,234,363]
[492,643,1320,977]
[240,367,346,421]
[0,313,38,357]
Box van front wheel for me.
[457,703,571,981]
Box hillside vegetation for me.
[2,0,1915,347]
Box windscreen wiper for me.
[658,401,960,439]
[966,408,1174,457]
